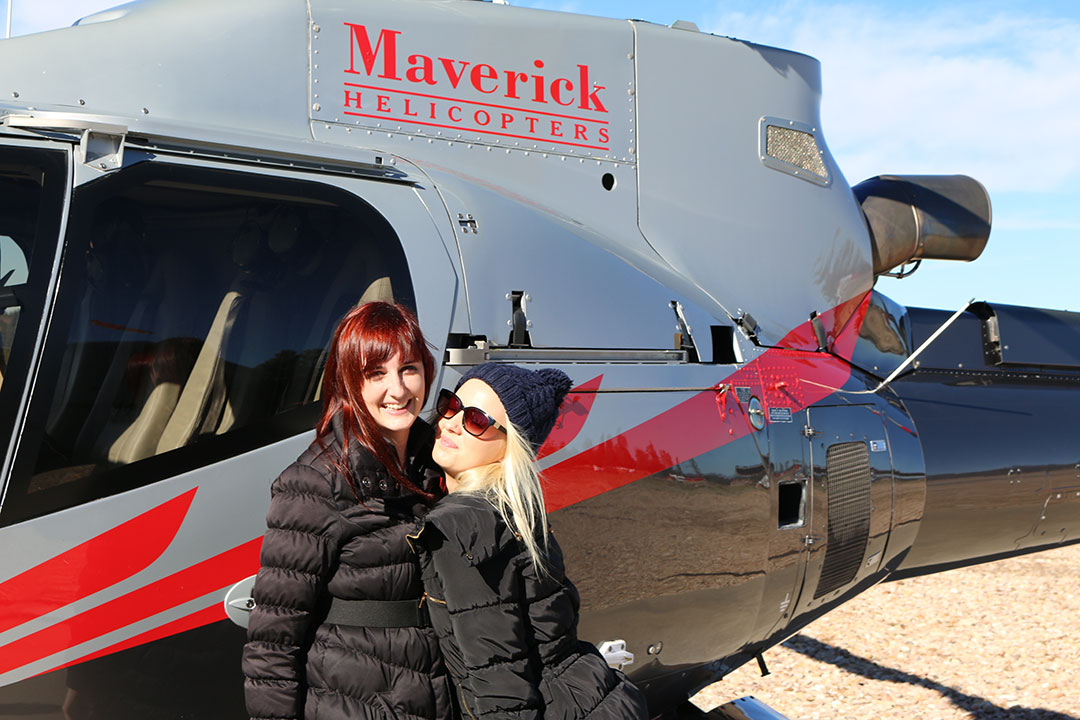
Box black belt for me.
[324,598,431,628]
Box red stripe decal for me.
[543,387,741,512]
[0,488,197,634]
[46,603,226,675]
[0,537,262,676]
[544,293,872,512]
[537,374,603,460]
[775,289,869,353]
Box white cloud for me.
[702,2,1080,195]
[990,215,1080,232]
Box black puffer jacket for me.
[242,416,454,720]
[410,493,649,720]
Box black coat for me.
[410,493,649,720]
[242,417,454,720]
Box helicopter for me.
[0,1,1077,718]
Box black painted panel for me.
[906,307,988,371]
[989,303,1080,369]
[893,369,1080,570]
[0,620,247,720]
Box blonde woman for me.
[409,363,649,720]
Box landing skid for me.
[665,697,796,720]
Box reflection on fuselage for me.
[555,432,770,675]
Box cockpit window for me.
[0,235,30,286]
[0,149,67,430]
[2,162,415,524]
[0,163,46,390]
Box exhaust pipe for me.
[853,174,992,275]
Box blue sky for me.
[7,0,1079,313]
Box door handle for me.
[223,575,258,628]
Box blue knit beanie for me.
[456,363,572,449]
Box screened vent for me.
[759,117,830,186]
[814,441,872,598]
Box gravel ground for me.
[691,543,1080,720]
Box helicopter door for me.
[785,404,894,620]
[0,154,457,527]
[0,136,70,493]
[0,153,458,718]
[747,408,812,644]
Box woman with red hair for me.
[242,301,453,720]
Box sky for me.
[6,0,1079,313]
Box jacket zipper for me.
[459,687,478,720]
[405,527,423,553]
[420,591,446,607]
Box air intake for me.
[815,442,872,598]
[760,117,829,186]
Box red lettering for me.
[404,98,418,116]
[474,109,491,125]
[448,105,463,122]
[471,64,498,93]
[527,116,539,133]
[344,28,608,121]
[345,24,400,80]
[551,78,574,106]
[501,113,514,129]
[574,124,587,140]
[577,64,607,112]
[505,70,527,99]
[439,58,470,88]
[429,102,437,119]
[598,127,609,144]
[550,120,563,137]
[532,60,546,103]
[406,54,437,85]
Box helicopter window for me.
[0,147,67,457]
[0,161,48,391]
[1,162,414,525]
[0,232,30,388]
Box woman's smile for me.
[380,399,414,415]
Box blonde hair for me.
[452,421,549,575]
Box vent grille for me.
[766,125,827,179]
[814,442,872,598]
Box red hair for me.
[317,301,436,498]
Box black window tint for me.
[0,146,67,456]
[3,163,413,524]
[0,160,46,391]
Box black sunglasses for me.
[436,388,508,437]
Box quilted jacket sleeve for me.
[241,463,346,720]
[428,522,542,720]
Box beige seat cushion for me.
[108,382,181,464]
[157,291,242,454]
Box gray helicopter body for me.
[0,1,1076,717]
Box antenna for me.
[6,0,12,39]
